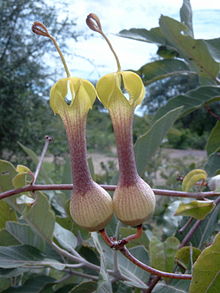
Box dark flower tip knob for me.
[86,13,102,33]
[32,21,50,37]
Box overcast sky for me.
[48,0,220,79]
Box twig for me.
[205,104,220,121]
[178,217,194,234]
[145,276,161,293]
[120,247,191,280]
[33,135,53,184]
[1,184,219,200]
[100,229,191,280]
[67,270,99,281]
[179,220,202,248]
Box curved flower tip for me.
[96,71,145,109]
[32,22,50,37]
[86,13,102,33]
[50,77,97,118]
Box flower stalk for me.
[87,14,156,227]
[32,22,113,231]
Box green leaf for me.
[70,281,97,293]
[120,246,150,289]
[180,0,194,37]
[154,86,220,121]
[5,221,45,251]
[0,230,20,246]
[206,121,220,155]
[53,222,78,252]
[182,169,207,192]
[24,192,55,240]
[175,246,201,270]
[154,279,190,292]
[164,237,180,273]
[0,160,17,192]
[0,200,16,229]
[0,244,65,270]
[189,232,220,293]
[137,59,191,86]
[175,200,215,220]
[3,275,56,293]
[0,278,10,291]
[119,27,166,45]
[159,16,219,81]
[0,245,44,268]
[91,232,113,293]
[149,236,180,272]
[149,236,165,271]
[135,107,183,176]
[97,236,149,289]
[205,153,220,177]
[176,203,220,249]
[205,38,220,62]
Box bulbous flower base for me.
[113,178,156,226]
[70,182,113,231]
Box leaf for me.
[53,222,78,252]
[159,16,219,81]
[175,200,215,220]
[206,121,220,155]
[0,200,16,229]
[164,237,181,273]
[119,27,167,45]
[149,236,165,271]
[91,232,113,293]
[0,245,44,268]
[189,232,220,293]
[149,236,180,272]
[176,203,220,249]
[175,246,201,270]
[205,153,220,177]
[182,169,207,192]
[97,236,149,289]
[154,279,190,292]
[205,38,220,62]
[120,246,150,289]
[24,192,55,240]
[3,275,56,293]
[0,230,20,246]
[154,86,220,121]
[0,244,65,270]
[137,59,191,86]
[70,281,97,293]
[135,107,183,176]
[0,160,17,192]
[180,0,194,37]
[5,221,45,251]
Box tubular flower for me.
[87,14,156,226]
[32,22,113,231]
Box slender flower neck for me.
[64,111,93,192]
[110,103,139,186]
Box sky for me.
[47,0,220,80]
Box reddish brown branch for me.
[99,229,191,280]
[1,184,219,201]
[205,104,220,121]
[99,225,143,249]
